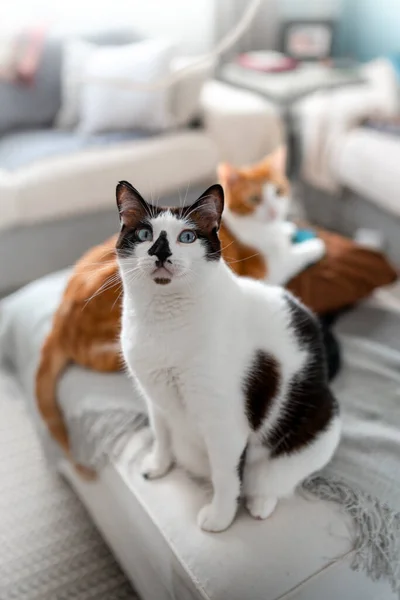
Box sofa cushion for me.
[0,27,141,136]
[337,127,400,217]
[0,37,63,136]
[0,128,154,171]
[79,39,175,134]
[0,131,217,232]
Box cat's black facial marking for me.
[116,220,151,258]
[195,228,221,261]
[178,184,224,261]
[243,351,280,431]
[115,182,224,262]
[148,230,172,266]
[265,293,339,457]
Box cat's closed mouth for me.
[152,266,172,284]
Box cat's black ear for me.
[186,184,224,230]
[116,181,149,225]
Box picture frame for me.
[280,20,335,61]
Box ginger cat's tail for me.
[36,326,98,480]
[35,329,70,454]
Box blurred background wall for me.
[338,0,400,62]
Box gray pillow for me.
[0,27,141,136]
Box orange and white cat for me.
[218,146,326,285]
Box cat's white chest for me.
[121,310,188,369]
[223,210,290,256]
[153,369,211,479]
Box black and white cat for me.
[117,181,341,533]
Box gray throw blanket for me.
[51,306,400,597]
[0,275,399,596]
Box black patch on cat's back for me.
[243,351,280,430]
[285,293,321,352]
[237,444,248,483]
[265,293,339,457]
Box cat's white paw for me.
[246,496,277,520]
[306,238,326,262]
[197,503,236,533]
[284,222,297,238]
[141,450,172,480]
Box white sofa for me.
[1,270,395,600]
[0,80,282,294]
[296,59,400,265]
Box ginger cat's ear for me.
[218,162,239,185]
[269,145,287,177]
[116,181,149,226]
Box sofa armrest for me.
[295,59,399,193]
[200,80,283,165]
[0,170,18,230]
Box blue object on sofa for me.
[292,228,317,244]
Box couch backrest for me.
[0,27,141,136]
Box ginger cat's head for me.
[218,146,290,223]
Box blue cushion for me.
[0,128,154,170]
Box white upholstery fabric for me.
[79,39,174,134]
[337,128,400,218]
[56,39,96,129]
[0,82,283,234]
[64,454,394,600]
[56,37,213,131]
[0,170,18,230]
[200,80,282,166]
[0,131,218,230]
[297,59,399,194]
[169,57,215,126]
[1,271,395,600]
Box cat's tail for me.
[35,329,70,455]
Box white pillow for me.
[78,39,174,134]
[56,39,96,129]
[169,56,215,126]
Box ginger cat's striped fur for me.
[36,147,294,470]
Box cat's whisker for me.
[82,274,123,309]
[179,197,215,223]
[83,280,121,305]
[224,252,260,266]
[110,268,144,311]
[180,181,191,219]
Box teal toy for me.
[292,228,317,244]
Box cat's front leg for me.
[282,221,297,238]
[141,404,173,479]
[197,419,248,533]
[273,238,326,285]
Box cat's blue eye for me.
[178,230,197,244]
[136,227,153,242]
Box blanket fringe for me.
[303,475,400,597]
[66,412,400,596]
[68,409,148,470]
